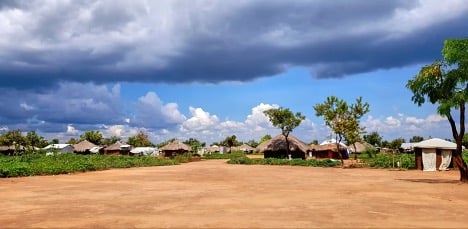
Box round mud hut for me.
[160,140,192,157]
[256,134,310,159]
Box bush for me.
[360,153,415,169]
[227,157,341,167]
[0,151,179,178]
[203,151,246,160]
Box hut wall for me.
[414,148,455,170]
[264,150,305,159]
[163,150,188,158]
[104,149,130,155]
[313,149,348,159]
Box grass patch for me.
[0,151,179,178]
[359,152,415,169]
[227,156,341,167]
[202,151,246,159]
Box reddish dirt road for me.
[1,159,468,228]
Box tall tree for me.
[463,133,468,149]
[221,135,240,153]
[183,138,206,151]
[246,139,259,148]
[25,131,48,149]
[102,136,121,146]
[67,137,79,145]
[409,136,424,143]
[314,96,370,165]
[264,107,305,157]
[0,129,25,146]
[259,134,272,144]
[363,131,382,147]
[80,130,103,145]
[389,137,406,151]
[407,38,468,182]
[127,131,153,147]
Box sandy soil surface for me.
[1,159,468,228]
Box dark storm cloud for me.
[0,0,467,89]
[0,83,123,132]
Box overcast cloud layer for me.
[1,0,468,88]
[0,0,466,144]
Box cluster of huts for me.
[0,134,460,171]
[39,139,198,157]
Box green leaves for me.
[313,96,370,145]
[263,107,305,137]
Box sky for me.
[0,0,467,145]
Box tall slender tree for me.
[264,107,305,158]
[407,38,468,181]
[314,96,369,166]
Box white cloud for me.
[427,114,445,122]
[405,116,424,125]
[132,92,186,128]
[181,107,219,131]
[363,113,453,140]
[20,102,34,111]
[245,103,279,127]
[66,124,78,135]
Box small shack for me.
[104,141,131,155]
[73,140,98,154]
[311,143,349,159]
[160,140,192,157]
[413,138,457,171]
[256,134,309,159]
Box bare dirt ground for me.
[1,159,468,228]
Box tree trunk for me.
[454,139,468,182]
[352,143,358,161]
[285,134,291,159]
[447,104,468,182]
[335,136,344,167]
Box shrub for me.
[0,151,179,178]
[203,151,245,160]
[360,153,415,169]
[227,157,341,167]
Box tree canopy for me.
[314,96,369,164]
[363,131,382,147]
[264,107,305,156]
[220,135,241,153]
[409,136,424,143]
[407,38,468,181]
[127,131,153,147]
[80,130,103,145]
[183,138,206,151]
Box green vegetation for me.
[0,151,180,178]
[263,107,305,157]
[314,96,370,164]
[202,151,246,159]
[407,38,468,181]
[227,156,341,167]
[358,152,415,169]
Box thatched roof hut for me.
[347,141,375,153]
[256,134,310,159]
[160,140,192,157]
[233,144,255,153]
[104,141,131,155]
[73,140,97,154]
[311,143,349,159]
